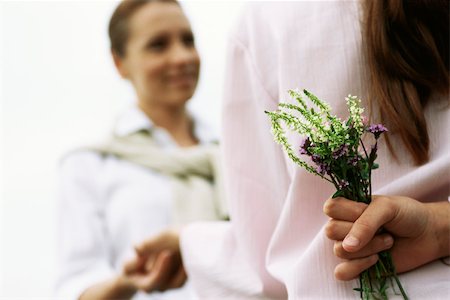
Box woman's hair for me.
[108,0,179,58]
[363,0,449,165]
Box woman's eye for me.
[147,38,168,51]
[182,33,195,47]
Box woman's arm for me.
[79,229,186,299]
[323,195,450,280]
[79,275,136,300]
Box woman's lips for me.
[167,73,197,87]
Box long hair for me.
[363,0,449,165]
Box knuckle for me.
[354,218,374,235]
[333,242,345,258]
[333,243,339,256]
[372,195,393,209]
[324,222,334,239]
[376,234,393,251]
[372,195,388,202]
[324,220,339,239]
[355,202,368,214]
[323,199,336,216]
[334,265,350,281]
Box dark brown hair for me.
[363,0,449,165]
[108,0,179,57]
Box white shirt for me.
[55,106,216,300]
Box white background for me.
[0,1,244,298]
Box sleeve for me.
[54,151,115,300]
[180,8,290,298]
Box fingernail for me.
[384,235,394,247]
[343,235,360,247]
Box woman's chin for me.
[170,88,196,103]
[162,94,194,108]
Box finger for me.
[135,237,161,256]
[160,265,187,291]
[155,252,183,291]
[342,197,398,252]
[323,197,368,222]
[123,256,145,275]
[138,250,174,293]
[169,266,187,289]
[325,219,353,240]
[333,234,394,259]
[134,245,146,257]
[334,254,379,281]
[145,254,157,272]
[135,230,180,256]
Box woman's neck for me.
[138,102,198,147]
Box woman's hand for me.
[323,195,450,281]
[122,228,187,293]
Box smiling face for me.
[115,1,200,109]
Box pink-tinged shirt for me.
[180,2,450,299]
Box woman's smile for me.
[166,72,197,88]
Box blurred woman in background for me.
[55,1,225,299]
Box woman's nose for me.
[170,42,198,66]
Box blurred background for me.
[0,1,244,298]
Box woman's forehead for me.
[129,2,191,36]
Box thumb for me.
[342,196,397,252]
[135,236,162,256]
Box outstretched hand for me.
[323,195,449,281]
[121,228,186,293]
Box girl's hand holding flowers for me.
[266,89,407,299]
[324,196,450,281]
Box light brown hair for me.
[108,0,179,58]
[363,0,449,165]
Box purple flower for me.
[367,124,388,138]
[311,154,322,164]
[332,144,348,159]
[348,155,361,166]
[310,153,330,175]
[338,180,349,189]
[316,163,331,175]
[299,138,311,155]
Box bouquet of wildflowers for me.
[265,89,408,300]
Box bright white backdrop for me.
[0,1,244,298]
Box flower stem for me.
[359,138,369,160]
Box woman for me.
[55,1,225,299]
[137,1,449,299]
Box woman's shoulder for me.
[59,149,107,177]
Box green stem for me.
[393,275,409,300]
[359,138,369,160]
[384,251,409,300]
